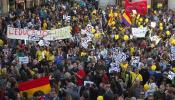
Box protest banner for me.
[19,56,29,64]
[7,27,47,41]
[132,27,148,38]
[7,26,72,41]
[44,26,72,41]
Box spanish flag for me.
[122,12,132,27]
[18,77,51,98]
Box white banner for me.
[132,27,148,38]
[45,26,72,41]
[7,26,72,41]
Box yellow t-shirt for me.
[42,22,47,30]
[45,51,50,61]
[48,55,55,62]
[130,47,135,56]
[36,50,42,61]
[130,71,143,83]
[36,50,46,61]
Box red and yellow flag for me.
[18,77,51,98]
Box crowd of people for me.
[0,0,175,100]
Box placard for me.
[150,35,161,45]
[132,27,147,38]
[19,56,29,64]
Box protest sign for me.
[38,39,50,46]
[150,35,161,45]
[132,27,148,38]
[131,56,140,67]
[109,62,120,73]
[84,81,94,87]
[19,56,29,64]
[151,22,156,28]
[114,52,127,65]
[170,46,175,61]
[7,26,72,41]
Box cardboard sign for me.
[19,56,29,64]
[132,27,148,38]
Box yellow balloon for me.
[151,65,157,71]
[94,33,100,39]
[159,23,163,26]
[139,18,143,22]
[114,35,119,40]
[147,5,151,9]
[0,39,3,46]
[159,26,163,30]
[91,28,96,33]
[154,10,157,14]
[145,18,149,23]
[173,67,175,73]
[123,35,129,41]
[144,84,150,91]
[170,38,175,46]
[166,31,171,36]
[123,63,128,69]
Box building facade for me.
[0,0,175,16]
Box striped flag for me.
[122,12,132,27]
[18,77,51,98]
